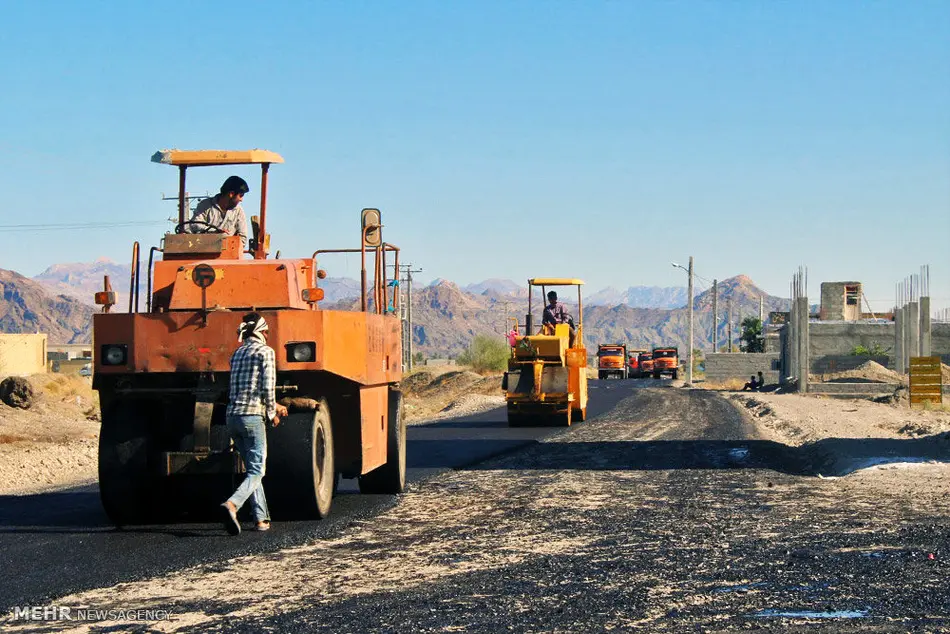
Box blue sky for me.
[0,1,947,310]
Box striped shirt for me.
[227,340,277,421]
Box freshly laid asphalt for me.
[0,379,633,610]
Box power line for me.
[0,220,169,232]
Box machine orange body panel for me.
[152,258,315,312]
[359,385,389,472]
[94,310,401,383]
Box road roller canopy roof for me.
[528,278,585,286]
[151,149,285,167]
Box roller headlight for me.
[286,342,315,363]
[101,344,128,366]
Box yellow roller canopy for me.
[528,278,585,286]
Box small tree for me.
[457,335,510,373]
[740,317,764,353]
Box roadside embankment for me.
[401,367,504,423]
[0,374,99,495]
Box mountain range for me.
[0,269,94,343]
[6,260,789,355]
[458,279,688,309]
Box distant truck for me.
[597,344,628,380]
[627,352,640,377]
[652,346,680,379]
[627,349,648,378]
[639,352,654,377]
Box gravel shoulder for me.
[5,387,950,632]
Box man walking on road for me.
[221,312,288,535]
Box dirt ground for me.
[0,374,100,495]
[729,391,950,447]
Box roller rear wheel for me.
[265,399,335,519]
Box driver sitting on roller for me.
[185,175,249,246]
[541,290,575,346]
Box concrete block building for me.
[0,334,48,376]
[820,282,862,321]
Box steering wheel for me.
[174,220,225,235]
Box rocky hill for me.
[33,258,131,309]
[393,274,788,358]
[585,275,789,352]
[586,285,688,309]
[0,269,94,343]
[23,258,789,356]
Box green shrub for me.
[851,342,887,357]
[457,335,510,373]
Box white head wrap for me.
[238,313,269,344]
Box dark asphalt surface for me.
[182,383,950,633]
[0,378,632,610]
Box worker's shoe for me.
[253,521,271,532]
[221,502,241,536]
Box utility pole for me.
[687,256,694,386]
[759,296,764,324]
[398,264,423,371]
[727,298,732,353]
[162,191,209,215]
[712,279,718,354]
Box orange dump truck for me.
[652,346,680,379]
[93,149,405,525]
[639,352,655,377]
[597,344,628,380]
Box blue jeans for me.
[226,414,270,523]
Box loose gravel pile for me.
[812,360,905,384]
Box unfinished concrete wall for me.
[811,355,890,375]
[0,334,48,376]
[820,282,862,321]
[933,322,950,365]
[705,353,780,384]
[808,322,895,371]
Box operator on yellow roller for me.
[541,290,576,346]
